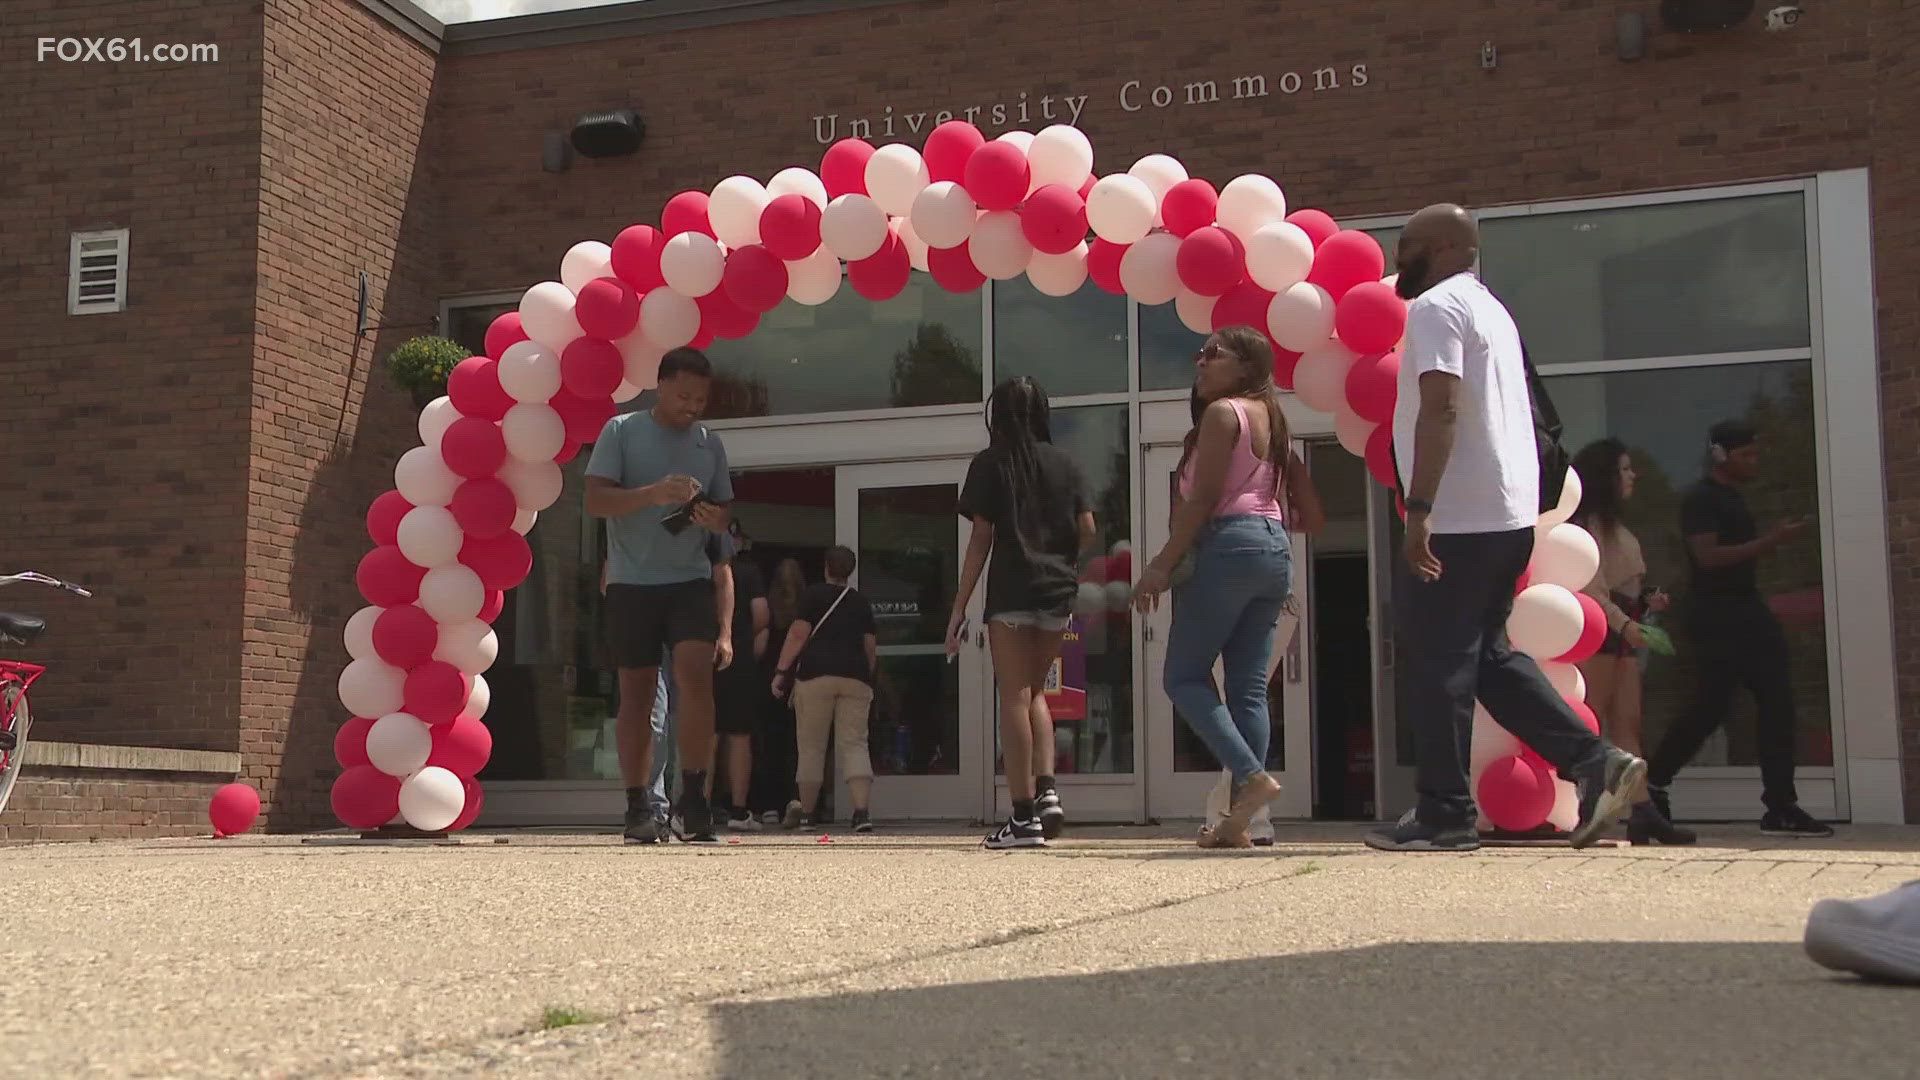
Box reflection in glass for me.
[859,484,961,776]
[992,275,1128,397]
[1140,301,1203,391]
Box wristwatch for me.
[1404,497,1434,515]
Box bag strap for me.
[795,585,852,662]
[1521,344,1563,442]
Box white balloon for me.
[766,166,829,208]
[396,505,465,569]
[909,181,979,250]
[1175,288,1216,334]
[659,232,725,298]
[1118,231,1182,305]
[786,246,843,305]
[1293,342,1358,414]
[1103,580,1133,612]
[1028,124,1094,190]
[969,210,1032,280]
[1334,409,1375,457]
[1509,584,1586,660]
[996,129,1035,152]
[466,673,492,721]
[1538,661,1587,701]
[501,402,566,463]
[1026,242,1089,297]
[399,766,465,831]
[1267,282,1337,352]
[497,340,562,404]
[1073,581,1106,619]
[434,618,500,676]
[394,446,460,508]
[344,605,383,662]
[1532,523,1601,591]
[1216,175,1288,241]
[367,712,433,777]
[612,379,643,403]
[1245,222,1316,293]
[639,288,700,351]
[517,281,583,350]
[820,194,889,261]
[499,457,564,512]
[1546,776,1580,833]
[1469,701,1523,776]
[419,565,485,624]
[417,397,459,450]
[1540,467,1584,529]
[863,144,929,218]
[511,508,538,536]
[1110,539,1133,558]
[895,216,931,272]
[1129,154,1188,227]
[1086,173,1157,245]
[708,175,769,249]
[618,332,663,390]
[338,658,406,720]
[560,241,613,293]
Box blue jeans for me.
[647,656,676,817]
[1163,516,1292,785]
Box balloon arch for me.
[331,123,1606,834]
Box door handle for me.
[1285,627,1302,684]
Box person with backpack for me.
[770,545,879,831]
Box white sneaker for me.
[1805,880,1920,983]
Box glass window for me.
[704,273,982,419]
[1140,301,1202,392]
[444,301,514,357]
[991,276,1128,397]
[1481,193,1810,365]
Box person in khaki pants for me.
[770,546,879,831]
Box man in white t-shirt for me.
[1367,203,1645,853]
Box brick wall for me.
[0,772,231,843]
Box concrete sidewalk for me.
[2,824,1916,1078]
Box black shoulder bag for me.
[1390,344,1567,516]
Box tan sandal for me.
[1197,823,1253,849]
[1217,772,1282,841]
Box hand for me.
[1646,588,1671,614]
[1768,517,1811,544]
[1622,621,1646,649]
[944,616,967,657]
[691,500,728,532]
[1132,562,1171,613]
[652,474,699,506]
[714,637,734,672]
[770,673,792,700]
[1402,515,1442,582]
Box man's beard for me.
[1394,256,1431,299]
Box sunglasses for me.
[1195,343,1236,362]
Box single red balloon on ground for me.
[208,782,261,838]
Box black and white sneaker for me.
[1035,790,1066,839]
[1762,804,1836,838]
[726,809,761,832]
[984,817,1047,850]
[1570,748,1648,850]
[676,799,718,843]
[623,807,665,845]
[1364,809,1479,852]
[851,809,874,833]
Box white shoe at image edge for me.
[1804,881,1920,984]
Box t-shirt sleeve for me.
[850,594,876,637]
[797,585,828,625]
[1065,455,1092,516]
[958,450,1000,523]
[1403,295,1469,379]
[584,418,624,483]
[1679,487,1723,539]
[707,430,735,502]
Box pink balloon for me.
[1519,743,1549,772]
[332,765,401,830]
[1212,280,1275,335]
[447,356,515,422]
[1176,226,1245,297]
[1307,231,1386,301]
[1554,592,1609,664]
[610,225,666,290]
[550,388,616,445]
[928,241,986,294]
[661,192,715,239]
[366,491,412,548]
[209,782,260,837]
[449,775,485,831]
[1514,567,1533,597]
[1478,755,1555,832]
[358,546,426,607]
[759,194,823,260]
[722,244,789,314]
[1364,423,1396,488]
[573,277,640,340]
[1161,178,1220,238]
[334,716,374,769]
[697,287,758,340]
[820,138,876,199]
[478,589,505,623]
[1344,349,1401,424]
[373,604,440,670]
[404,661,469,726]
[1273,344,1303,391]
[1019,184,1089,256]
[848,228,911,301]
[1106,549,1133,585]
[484,312,529,361]
[450,477,517,539]
[1285,208,1339,249]
[440,416,507,480]
[963,141,1030,212]
[460,530,533,591]
[924,120,986,184]
[1567,695,1601,735]
[1335,281,1408,355]
[560,337,624,399]
[428,714,494,777]
[1087,237,1128,295]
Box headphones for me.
[1709,441,1728,464]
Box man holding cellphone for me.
[586,347,734,843]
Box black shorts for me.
[714,667,763,736]
[605,580,718,669]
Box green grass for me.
[539,1005,600,1030]
[1292,861,1322,877]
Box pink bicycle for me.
[1,572,92,817]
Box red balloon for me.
[1364,423,1397,488]
[484,311,528,361]
[1514,567,1533,597]
[1176,226,1245,297]
[1307,230,1386,300]
[404,661,469,726]
[610,224,666,290]
[1519,744,1549,772]
[1088,237,1128,295]
[927,241,986,294]
[848,228,911,301]
[924,120,986,183]
[820,138,876,199]
[1161,178,1220,238]
[1478,755,1555,832]
[1019,184,1089,256]
[1212,280,1275,335]
[1344,348,1401,424]
[574,277,640,340]
[428,714,494,777]
[554,440,583,465]
[697,287,758,340]
[550,388,616,445]
[722,244,789,314]
[358,546,426,607]
[478,589,506,623]
[460,531,533,592]
[450,477,516,540]
[1335,281,1408,355]
[332,765,401,830]
[963,141,1030,212]
[1555,592,1609,665]
[366,490,412,547]
[1285,208,1339,249]
[1566,696,1601,736]
[449,775,485,831]
[1106,549,1134,585]
[334,716,374,769]
[1078,175,1096,202]
[560,337,624,400]
[372,604,439,670]
[1273,344,1303,390]
[661,191,715,239]
[440,416,506,480]
[208,782,260,837]
[759,194,823,260]
[447,356,515,422]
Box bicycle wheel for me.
[0,682,30,817]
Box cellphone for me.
[660,492,716,535]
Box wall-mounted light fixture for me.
[570,108,645,159]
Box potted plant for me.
[386,335,470,409]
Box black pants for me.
[1400,528,1610,829]
[1648,597,1799,810]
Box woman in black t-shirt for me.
[770,546,879,831]
[947,376,1096,850]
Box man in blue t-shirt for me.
[586,347,734,843]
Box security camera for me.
[1765,5,1804,31]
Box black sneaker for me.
[984,817,1047,850]
[851,809,874,833]
[623,806,665,845]
[677,799,718,843]
[1569,748,1647,850]
[1035,790,1066,839]
[1761,804,1835,838]
[1364,809,1479,852]
[1648,783,1675,824]
[1627,802,1697,846]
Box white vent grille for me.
[68,229,129,315]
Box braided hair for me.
[985,376,1059,553]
